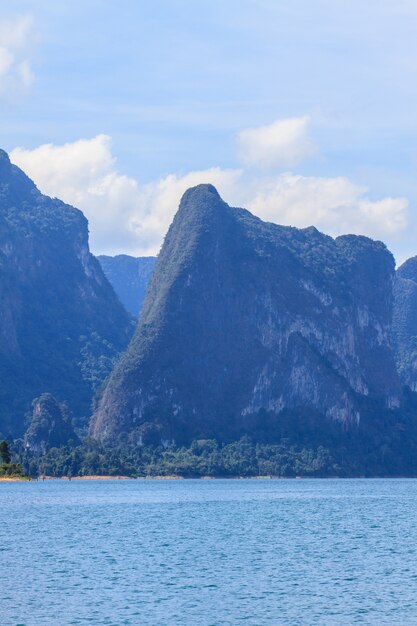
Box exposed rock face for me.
[24,393,78,455]
[91,184,401,444]
[392,257,417,390]
[98,254,156,317]
[0,149,133,437]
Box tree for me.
[0,440,11,464]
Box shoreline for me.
[4,474,417,482]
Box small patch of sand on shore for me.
[41,475,185,480]
[72,475,132,480]
[35,475,134,480]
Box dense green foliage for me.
[0,440,26,478]
[0,439,11,464]
[0,463,27,478]
[12,395,417,478]
[10,438,340,478]
[24,393,79,454]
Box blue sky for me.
[1,0,417,259]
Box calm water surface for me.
[1,478,417,625]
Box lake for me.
[1,478,417,625]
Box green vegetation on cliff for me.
[13,393,417,477]
[24,393,79,454]
[0,149,133,438]
[92,184,401,445]
[393,256,417,391]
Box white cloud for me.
[0,15,37,99]
[11,136,145,253]
[10,135,408,257]
[134,168,243,252]
[237,116,317,169]
[10,136,242,255]
[247,174,408,239]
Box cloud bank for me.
[0,15,37,100]
[10,123,408,257]
[237,116,317,169]
[11,136,242,255]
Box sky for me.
[1,0,417,262]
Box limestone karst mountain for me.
[91,184,402,444]
[393,257,417,392]
[24,393,79,455]
[0,149,133,437]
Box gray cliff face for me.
[0,149,133,437]
[91,184,401,444]
[97,255,156,317]
[393,257,417,390]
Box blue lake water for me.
[2,478,417,625]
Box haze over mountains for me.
[98,255,156,317]
[3,148,417,469]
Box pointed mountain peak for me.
[173,184,230,233]
[179,183,221,206]
[161,184,232,256]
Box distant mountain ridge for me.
[91,184,402,445]
[98,254,156,317]
[0,149,133,437]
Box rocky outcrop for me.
[393,257,417,391]
[98,254,156,317]
[91,184,401,444]
[24,393,78,455]
[0,149,133,437]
